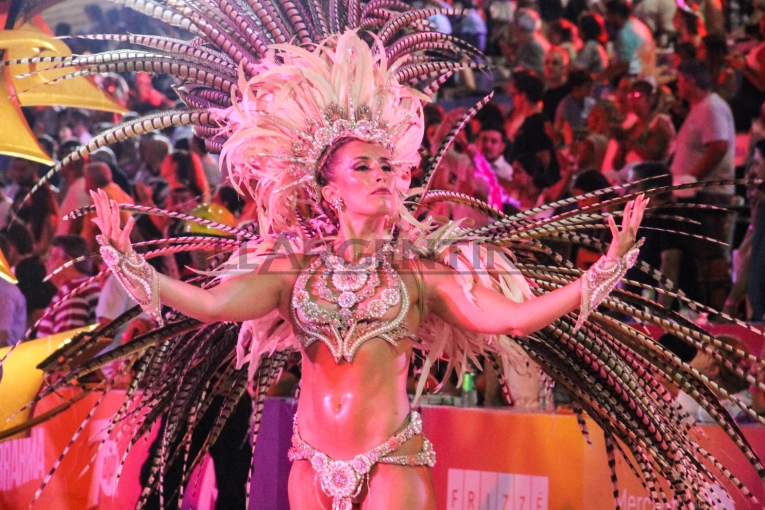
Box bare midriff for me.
[296,335,418,460]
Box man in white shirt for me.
[671,58,736,198]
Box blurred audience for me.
[37,235,100,338]
[0,234,27,346]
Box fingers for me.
[119,216,134,252]
[631,194,648,233]
[607,214,619,238]
[90,191,103,232]
[111,199,121,237]
[621,199,633,230]
[91,190,110,238]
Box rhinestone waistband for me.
[287,411,436,510]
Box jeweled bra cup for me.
[291,246,416,363]
[288,411,436,510]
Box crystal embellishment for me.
[288,411,436,510]
[291,243,415,362]
[338,291,357,309]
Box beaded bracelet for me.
[98,235,163,326]
[574,239,643,333]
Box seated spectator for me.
[81,162,134,250]
[508,71,561,191]
[55,139,89,236]
[160,150,211,204]
[62,109,93,145]
[616,79,675,170]
[504,151,546,211]
[575,11,609,76]
[554,69,596,142]
[9,157,59,257]
[424,0,452,36]
[423,109,487,224]
[587,99,624,139]
[472,123,512,211]
[0,234,27,346]
[547,18,581,64]
[114,118,141,180]
[542,47,571,123]
[611,74,637,116]
[486,0,514,56]
[134,182,203,279]
[501,8,545,75]
[90,147,131,194]
[134,134,172,204]
[603,0,656,79]
[456,0,487,53]
[569,129,605,177]
[0,223,56,329]
[129,72,174,115]
[505,70,545,142]
[37,235,100,338]
[191,135,222,189]
[673,2,706,53]
[676,335,752,424]
[476,123,513,182]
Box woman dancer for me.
[92,143,645,508]
[12,1,765,508]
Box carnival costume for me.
[5,0,765,508]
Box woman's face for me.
[321,140,399,219]
[626,88,650,116]
[587,106,605,133]
[544,50,566,83]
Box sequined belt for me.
[287,410,436,510]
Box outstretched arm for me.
[91,189,288,324]
[423,195,648,337]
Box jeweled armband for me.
[574,239,643,333]
[97,235,163,326]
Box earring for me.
[331,197,345,212]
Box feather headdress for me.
[215,30,427,233]
[6,0,765,509]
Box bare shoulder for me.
[394,256,456,297]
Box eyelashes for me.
[353,164,393,172]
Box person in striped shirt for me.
[36,235,100,338]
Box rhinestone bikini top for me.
[291,244,415,363]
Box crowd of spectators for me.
[2,0,765,419]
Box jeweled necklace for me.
[298,242,401,331]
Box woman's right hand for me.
[91,189,135,254]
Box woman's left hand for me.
[607,194,649,259]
